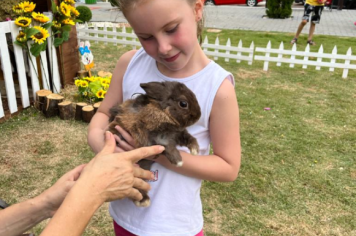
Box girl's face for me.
[126,0,204,77]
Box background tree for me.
[266,0,294,19]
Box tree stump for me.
[75,102,87,121]
[43,94,64,118]
[82,105,94,123]
[35,90,52,111]
[93,102,101,113]
[58,101,73,120]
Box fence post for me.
[303,44,310,69]
[104,23,108,46]
[236,40,242,63]
[27,41,41,97]
[225,38,231,62]
[263,41,271,71]
[248,41,254,65]
[94,24,98,44]
[289,43,296,68]
[113,24,117,46]
[277,42,283,67]
[342,47,351,79]
[330,46,337,72]
[203,36,208,53]
[316,45,323,70]
[122,26,127,47]
[131,30,137,50]
[214,37,219,60]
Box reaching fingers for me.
[134,166,154,180]
[125,146,165,163]
[115,125,136,147]
[128,188,144,202]
[133,177,151,192]
[64,164,87,181]
[99,131,116,155]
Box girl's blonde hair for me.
[117,0,204,44]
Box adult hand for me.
[77,131,164,203]
[38,164,87,218]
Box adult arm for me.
[0,165,86,236]
[40,132,164,236]
[155,78,241,182]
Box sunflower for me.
[30,26,49,44]
[31,12,50,23]
[15,17,32,27]
[80,81,89,87]
[96,90,106,98]
[64,0,76,4]
[52,20,61,29]
[19,1,36,13]
[75,80,83,87]
[16,31,27,43]
[70,7,80,17]
[102,84,110,90]
[13,4,23,15]
[62,18,75,26]
[60,2,71,17]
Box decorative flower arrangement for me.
[12,0,80,57]
[75,76,111,103]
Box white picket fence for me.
[255,41,356,79]
[76,23,255,65]
[0,16,61,119]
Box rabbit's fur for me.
[107,81,201,207]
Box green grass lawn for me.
[0,29,355,235]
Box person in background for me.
[290,0,326,45]
[0,131,164,236]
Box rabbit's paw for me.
[176,161,183,167]
[134,198,151,207]
[189,144,199,155]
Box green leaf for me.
[62,25,72,32]
[14,40,26,48]
[30,43,43,57]
[42,22,53,30]
[54,37,64,47]
[89,81,102,94]
[25,28,40,38]
[62,31,70,42]
[51,0,57,13]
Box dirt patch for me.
[235,69,268,80]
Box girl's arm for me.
[155,78,241,182]
[87,50,137,154]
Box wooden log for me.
[75,102,87,121]
[82,105,94,123]
[43,94,64,118]
[93,102,101,113]
[77,70,89,79]
[58,101,73,120]
[35,90,52,111]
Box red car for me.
[204,0,264,7]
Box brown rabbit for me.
[107,81,201,207]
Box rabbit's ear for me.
[140,82,167,100]
[85,40,91,48]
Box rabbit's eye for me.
[179,101,188,109]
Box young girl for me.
[87,0,241,235]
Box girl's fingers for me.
[115,125,136,147]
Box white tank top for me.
[109,48,234,236]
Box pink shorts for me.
[113,220,204,236]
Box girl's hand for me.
[113,125,136,153]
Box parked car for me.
[294,0,305,4]
[204,0,264,7]
[325,0,356,9]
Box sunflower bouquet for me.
[12,0,80,57]
[75,76,111,103]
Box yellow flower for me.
[80,81,89,87]
[96,90,105,98]
[13,4,24,15]
[19,1,36,13]
[100,78,111,86]
[83,92,88,97]
[52,20,61,29]
[31,12,50,23]
[64,0,76,4]
[16,31,27,43]
[84,76,94,82]
[62,18,75,26]
[75,80,82,87]
[102,91,107,98]
[15,17,31,27]
[70,7,80,17]
[102,84,110,90]
[30,26,49,44]
[60,2,71,17]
